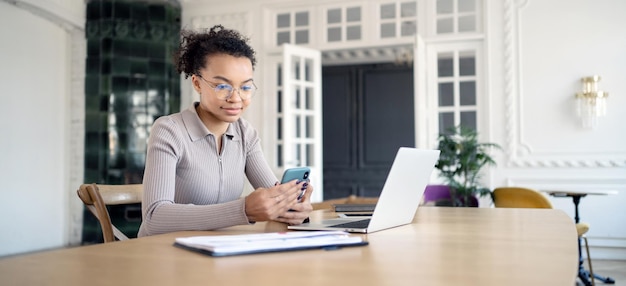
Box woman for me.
[138,25,313,237]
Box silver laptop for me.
[288,147,440,233]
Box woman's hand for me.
[273,183,314,225]
[244,180,305,222]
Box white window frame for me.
[424,40,485,146]
[263,44,324,203]
[271,8,316,48]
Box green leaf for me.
[434,125,502,206]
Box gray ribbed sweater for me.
[138,103,277,237]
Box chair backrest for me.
[422,184,452,205]
[492,187,553,209]
[77,183,143,243]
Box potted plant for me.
[435,126,501,207]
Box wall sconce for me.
[575,75,608,129]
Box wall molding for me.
[0,0,83,31]
[505,176,626,189]
[501,0,626,168]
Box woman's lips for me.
[222,106,242,115]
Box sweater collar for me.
[181,102,238,142]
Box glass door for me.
[276,44,323,202]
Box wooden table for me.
[0,207,578,286]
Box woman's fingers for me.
[245,181,305,222]
[300,183,313,202]
[274,183,313,225]
[274,209,309,225]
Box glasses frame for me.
[196,75,258,101]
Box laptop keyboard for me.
[330,219,371,229]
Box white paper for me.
[175,231,364,256]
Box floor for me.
[577,260,626,286]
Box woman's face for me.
[192,53,254,125]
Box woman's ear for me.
[191,75,202,94]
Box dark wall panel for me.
[82,0,181,244]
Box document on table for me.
[174,231,368,257]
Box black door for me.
[322,63,415,199]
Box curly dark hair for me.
[174,25,256,79]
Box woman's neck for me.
[196,105,229,136]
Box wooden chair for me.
[492,187,595,286]
[77,183,143,243]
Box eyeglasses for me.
[196,75,257,100]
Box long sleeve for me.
[138,104,274,237]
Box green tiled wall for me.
[82,0,181,243]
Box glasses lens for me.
[240,85,256,99]
[213,84,232,99]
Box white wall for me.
[487,0,626,259]
[0,1,70,256]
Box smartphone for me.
[280,167,310,202]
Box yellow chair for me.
[77,183,143,243]
[492,187,594,286]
